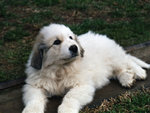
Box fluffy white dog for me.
[22,23,150,113]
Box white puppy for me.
[22,24,150,113]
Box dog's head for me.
[31,24,84,70]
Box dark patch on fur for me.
[31,43,48,70]
[74,35,85,57]
[80,48,85,57]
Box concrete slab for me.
[0,45,150,113]
[0,69,150,113]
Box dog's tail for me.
[128,55,150,69]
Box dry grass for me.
[81,88,150,113]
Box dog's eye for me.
[53,39,61,45]
[69,36,73,40]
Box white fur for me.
[22,24,150,113]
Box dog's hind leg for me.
[128,55,150,69]
[127,55,150,80]
[116,68,135,87]
[128,60,147,80]
[115,55,149,87]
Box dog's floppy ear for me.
[75,35,84,57]
[80,46,84,57]
[31,43,47,70]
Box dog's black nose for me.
[69,45,78,54]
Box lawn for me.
[81,88,150,113]
[0,0,150,112]
[0,0,150,82]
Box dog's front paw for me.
[58,104,78,113]
[22,106,44,113]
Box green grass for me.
[81,88,150,113]
[63,0,92,10]
[70,17,150,46]
[33,0,59,7]
[0,0,150,81]
[22,10,53,24]
[3,27,29,42]
[0,40,31,82]
[108,92,150,112]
